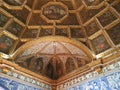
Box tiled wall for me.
[67,71,120,90]
[0,76,42,90]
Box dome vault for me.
[13,36,93,80]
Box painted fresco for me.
[107,23,120,45]
[56,59,63,79]
[3,0,25,6]
[0,13,8,27]
[39,28,53,36]
[32,57,44,73]
[45,60,55,79]
[43,5,67,20]
[67,72,120,90]
[22,29,38,38]
[75,57,87,67]
[17,57,44,74]
[0,35,14,54]
[98,10,117,27]
[92,35,110,54]
[65,57,76,73]
[7,22,23,36]
[17,56,34,69]
[55,28,68,36]
[70,28,84,38]
[85,21,100,36]
[0,77,41,90]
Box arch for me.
[11,36,93,60]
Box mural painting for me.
[39,28,53,36]
[17,56,34,69]
[7,22,23,36]
[32,57,44,74]
[107,23,120,45]
[75,57,87,67]
[98,11,117,27]
[0,13,8,27]
[65,57,76,74]
[56,59,63,79]
[55,28,68,36]
[70,28,84,38]
[17,56,44,74]
[92,35,110,54]
[0,35,14,54]
[43,5,67,20]
[45,59,55,79]
[85,21,100,36]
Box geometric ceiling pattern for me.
[0,0,120,80]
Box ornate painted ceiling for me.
[0,0,120,80]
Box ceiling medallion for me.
[41,2,68,23]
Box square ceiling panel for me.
[97,10,117,27]
[107,23,120,45]
[0,12,9,27]
[55,28,68,37]
[70,28,85,38]
[0,35,15,54]
[6,21,23,37]
[85,20,100,36]
[92,35,110,54]
[39,28,53,36]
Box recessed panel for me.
[0,13,8,27]
[92,35,110,54]
[107,23,120,45]
[98,10,117,27]
[7,21,23,36]
[39,28,53,36]
[55,28,68,36]
[71,28,85,38]
[43,4,67,20]
[85,21,100,36]
[0,35,15,54]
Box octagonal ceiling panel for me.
[41,2,68,22]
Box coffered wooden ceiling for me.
[0,0,120,80]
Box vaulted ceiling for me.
[0,0,120,80]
